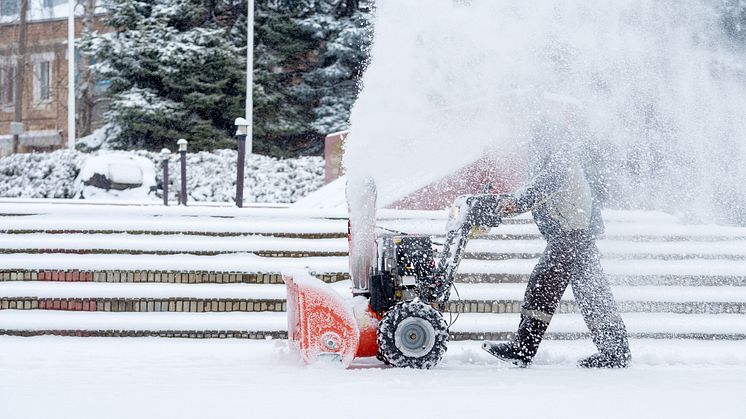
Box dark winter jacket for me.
[513,123,604,240]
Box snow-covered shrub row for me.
[154,149,325,204]
[0,149,324,204]
[0,150,85,199]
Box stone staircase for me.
[1,200,745,341]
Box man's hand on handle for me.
[496,196,519,216]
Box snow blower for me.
[283,179,507,369]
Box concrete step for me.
[4,234,746,260]
[3,329,743,340]
[1,268,745,286]
[4,248,742,260]
[0,210,347,239]
[0,297,285,313]
[5,227,744,242]
[0,200,679,222]
[466,239,746,260]
[457,273,746,286]
[0,269,346,284]
[0,229,344,239]
[2,282,745,314]
[4,209,745,242]
[2,296,744,315]
[3,202,745,245]
[0,311,743,340]
[2,253,745,279]
[0,248,347,258]
[0,233,348,257]
[0,253,348,276]
[381,220,746,241]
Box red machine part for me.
[283,270,364,367]
[350,297,380,358]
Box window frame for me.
[31,52,55,106]
[39,61,51,101]
[0,61,16,109]
[0,0,20,17]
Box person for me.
[482,120,631,368]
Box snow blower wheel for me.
[377,301,449,369]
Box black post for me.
[177,139,188,206]
[160,149,171,206]
[236,134,246,208]
[180,152,186,205]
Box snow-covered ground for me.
[0,337,744,419]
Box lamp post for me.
[246,0,254,155]
[160,148,171,206]
[68,0,75,150]
[234,118,249,208]
[177,139,188,206]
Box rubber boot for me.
[577,351,631,368]
[568,238,632,369]
[482,316,549,367]
[578,321,631,368]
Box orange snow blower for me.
[284,178,508,369]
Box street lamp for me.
[68,0,75,150]
[234,117,249,208]
[177,139,188,206]
[160,148,171,206]
[246,0,254,155]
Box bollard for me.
[160,148,171,206]
[177,139,188,206]
[234,118,250,208]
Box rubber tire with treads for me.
[377,301,449,369]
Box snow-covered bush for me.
[75,154,158,201]
[0,150,84,199]
[0,149,324,204]
[151,149,325,204]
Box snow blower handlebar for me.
[434,194,510,302]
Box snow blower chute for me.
[283,178,508,368]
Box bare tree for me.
[77,0,97,137]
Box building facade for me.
[0,0,106,156]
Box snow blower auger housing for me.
[283,189,507,369]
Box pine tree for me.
[230,0,373,156]
[83,0,375,156]
[249,0,319,156]
[721,0,746,43]
[295,0,374,137]
[85,0,245,151]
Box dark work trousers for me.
[517,231,630,358]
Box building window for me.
[0,0,19,16]
[43,0,66,8]
[0,65,14,106]
[31,54,54,104]
[39,61,51,101]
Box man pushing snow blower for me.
[482,120,632,368]
[285,100,629,370]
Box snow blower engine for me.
[283,183,508,369]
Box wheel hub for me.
[394,316,436,358]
